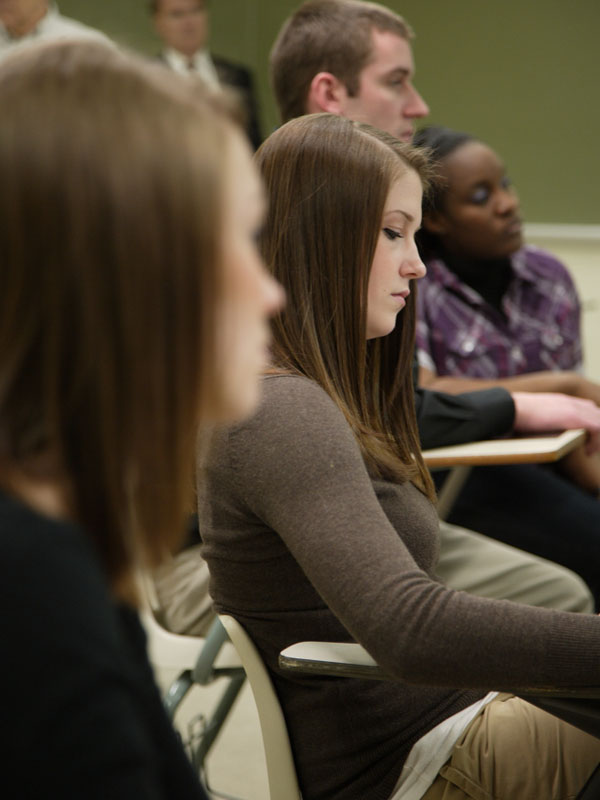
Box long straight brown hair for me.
[0,41,237,600]
[256,113,435,498]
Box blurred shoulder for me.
[520,244,572,282]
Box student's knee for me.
[551,567,594,614]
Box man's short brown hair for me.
[270,0,412,123]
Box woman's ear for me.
[422,209,449,237]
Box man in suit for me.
[151,0,262,149]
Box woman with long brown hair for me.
[0,40,282,797]
[199,113,600,800]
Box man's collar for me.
[163,47,219,87]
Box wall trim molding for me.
[525,223,600,241]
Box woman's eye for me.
[383,227,403,241]
[501,175,512,190]
[470,186,490,205]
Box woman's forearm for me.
[419,367,587,399]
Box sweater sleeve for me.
[223,375,600,691]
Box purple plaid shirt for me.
[416,245,582,378]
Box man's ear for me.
[306,72,348,114]
[422,209,449,236]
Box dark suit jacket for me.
[155,51,262,150]
[213,55,262,150]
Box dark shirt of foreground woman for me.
[0,490,208,799]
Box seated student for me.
[199,113,600,800]
[413,125,591,394]
[264,0,600,616]
[413,124,600,604]
[0,40,282,797]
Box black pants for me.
[437,463,600,608]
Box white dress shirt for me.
[162,47,220,89]
[0,2,111,61]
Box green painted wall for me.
[59,1,600,224]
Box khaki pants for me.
[152,544,215,636]
[422,695,600,800]
[437,522,594,614]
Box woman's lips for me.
[392,290,410,307]
[504,217,523,236]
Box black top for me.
[213,54,262,150]
[0,491,208,799]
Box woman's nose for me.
[402,242,427,279]
[496,188,519,216]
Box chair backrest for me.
[219,614,303,800]
[137,571,240,674]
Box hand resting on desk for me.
[512,391,600,456]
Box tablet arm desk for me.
[279,639,600,739]
[423,428,586,520]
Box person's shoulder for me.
[226,373,352,456]
[44,13,112,45]
[0,492,114,632]
[261,373,339,416]
[520,244,572,281]
[212,54,253,85]
[219,374,365,501]
[0,490,88,561]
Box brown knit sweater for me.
[200,374,600,800]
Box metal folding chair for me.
[219,614,302,800]
[139,574,246,796]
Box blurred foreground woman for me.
[0,40,282,797]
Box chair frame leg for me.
[162,664,247,799]
[164,669,195,721]
[156,617,248,798]
[191,672,246,770]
